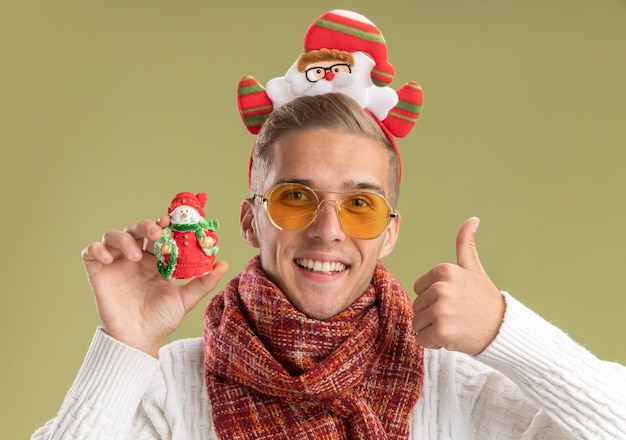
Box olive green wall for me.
[2,0,625,437]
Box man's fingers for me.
[82,241,114,264]
[83,219,165,266]
[412,301,446,350]
[99,229,145,261]
[413,263,460,297]
[412,281,441,314]
[411,217,503,354]
[89,220,163,262]
[456,216,483,270]
[123,219,163,242]
[142,216,169,253]
[412,304,434,334]
[414,217,482,294]
[413,270,433,297]
[415,330,448,350]
[155,214,171,228]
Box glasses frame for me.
[253,182,398,240]
[304,63,352,83]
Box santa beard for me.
[298,72,355,96]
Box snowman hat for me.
[168,192,207,218]
[302,9,395,87]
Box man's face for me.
[240,129,400,320]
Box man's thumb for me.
[456,217,483,270]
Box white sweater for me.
[32,293,626,439]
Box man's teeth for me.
[296,258,346,274]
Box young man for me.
[33,93,626,439]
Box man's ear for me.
[378,213,400,260]
[240,198,260,248]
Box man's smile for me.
[295,258,348,275]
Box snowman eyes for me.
[304,63,352,82]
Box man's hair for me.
[250,93,400,207]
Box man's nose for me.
[324,70,335,81]
[307,200,345,241]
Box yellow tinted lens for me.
[267,184,318,230]
[341,193,391,238]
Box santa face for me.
[284,51,375,107]
[170,205,202,225]
[298,60,354,95]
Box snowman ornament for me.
[154,192,219,279]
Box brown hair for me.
[250,93,400,207]
[296,49,354,72]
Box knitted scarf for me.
[204,256,423,439]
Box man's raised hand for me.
[81,216,229,358]
[412,217,505,355]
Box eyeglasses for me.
[304,63,352,82]
[253,183,398,240]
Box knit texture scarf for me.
[204,256,423,439]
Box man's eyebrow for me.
[351,182,385,193]
[342,179,386,194]
[272,178,386,194]
[273,177,312,187]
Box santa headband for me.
[237,9,423,183]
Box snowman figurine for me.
[154,192,219,279]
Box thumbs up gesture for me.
[412,217,505,355]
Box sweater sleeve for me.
[476,292,626,439]
[31,328,162,440]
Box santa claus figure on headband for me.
[266,48,399,122]
[237,9,423,139]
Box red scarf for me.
[204,257,423,439]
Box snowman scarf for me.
[204,256,423,439]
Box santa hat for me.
[168,192,207,217]
[302,9,395,87]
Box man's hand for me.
[412,217,505,355]
[81,215,229,357]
